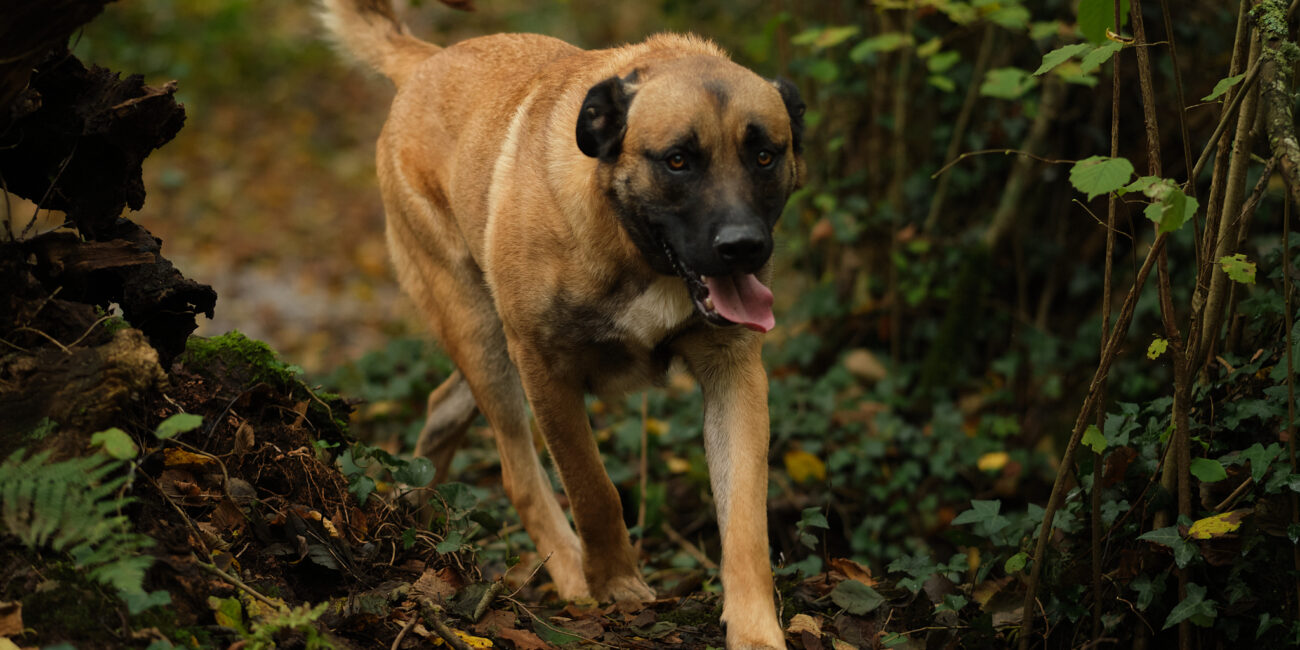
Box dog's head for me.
[577,55,805,333]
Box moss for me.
[181,331,301,390]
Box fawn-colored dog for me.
[322,2,804,645]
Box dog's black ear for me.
[773,77,806,155]
[577,75,633,160]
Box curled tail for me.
[319,0,462,86]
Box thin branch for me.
[1019,231,1170,650]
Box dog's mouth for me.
[659,238,775,333]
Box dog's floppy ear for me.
[577,74,635,161]
[773,77,806,155]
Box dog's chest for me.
[613,277,696,348]
[542,276,696,396]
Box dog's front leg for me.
[684,334,784,649]
[511,347,656,603]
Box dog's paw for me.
[722,612,786,649]
[593,574,655,603]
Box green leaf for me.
[1144,186,1198,233]
[927,50,960,73]
[1219,253,1256,284]
[393,457,436,486]
[1163,582,1217,629]
[792,25,861,50]
[1004,551,1028,573]
[979,67,1037,100]
[91,428,138,460]
[987,5,1030,30]
[435,482,479,517]
[1033,43,1091,76]
[1078,0,1131,43]
[1079,40,1124,74]
[1069,156,1134,200]
[928,75,956,93]
[1082,424,1107,454]
[1189,458,1228,483]
[1147,338,1168,360]
[849,33,912,62]
[1121,175,1165,196]
[1139,526,1197,568]
[799,507,830,530]
[1203,73,1246,101]
[155,413,203,440]
[1240,443,1283,483]
[830,579,886,615]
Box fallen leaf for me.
[498,627,553,650]
[829,558,875,586]
[802,630,826,650]
[164,447,216,469]
[473,609,518,636]
[0,601,21,636]
[784,448,827,483]
[978,451,1009,471]
[787,613,822,637]
[233,421,255,455]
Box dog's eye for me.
[756,150,774,168]
[666,154,689,172]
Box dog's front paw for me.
[722,611,786,649]
[592,573,655,603]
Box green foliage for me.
[1204,73,1246,101]
[1070,156,1135,200]
[979,67,1037,99]
[830,579,885,615]
[154,413,204,440]
[0,449,168,614]
[1077,0,1130,43]
[1219,253,1256,284]
[1082,424,1107,453]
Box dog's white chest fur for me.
[614,276,695,347]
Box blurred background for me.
[64,0,1300,642]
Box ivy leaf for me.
[1239,443,1283,483]
[1188,457,1227,483]
[91,428,138,460]
[393,457,436,486]
[1079,40,1124,74]
[1163,582,1217,629]
[1187,509,1250,540]
[1070,156,1134,200]
[1078,0,1131,43]
[1082,425,1107,454]
[1203,73,1246,101]
[1139,526,1197,568]
[154,413,203,440]
[979,67,1038,100]
[1219,253,1256,284]
[1147,337,1168,360]
[830,579,886,615]
[1033,43,1091,76]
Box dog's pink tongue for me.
[704,274,775,333]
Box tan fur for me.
[322,4,796,647]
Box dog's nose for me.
[713,223,769,269]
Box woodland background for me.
[3,0,1300,648]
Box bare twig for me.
[661,521,719,570]
[390,614,418,650]
[417,598,472,650]
[196,559,280,609]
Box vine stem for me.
[1018,231,1169,650]
[1258,6,1300,620]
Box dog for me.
[321,2,804,646]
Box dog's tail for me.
[319,0,470,86]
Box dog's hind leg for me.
[414,370,479,484]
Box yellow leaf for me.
[435,631,493,648]
[977,451,1009,472]
[1188,509,1251,540]
[164,448,216,468]
[645,418,670,437]
[784,449,827,483]
[665,455,691,474]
